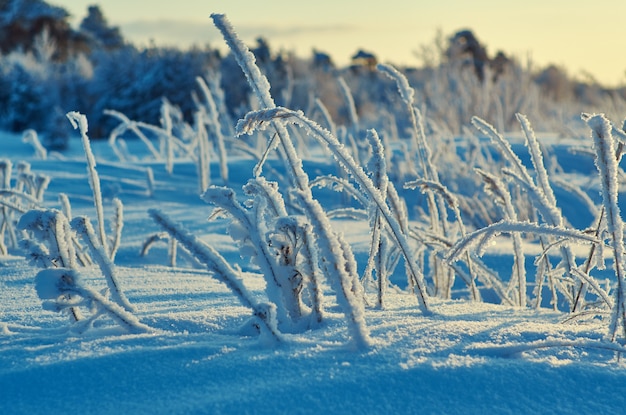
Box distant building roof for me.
[351,49,376,61]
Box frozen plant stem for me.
[195,111,211,193]
[475,169,525,306]
[197,76,229,184]
[66,112,110,257]
[149,209,282,343]
[292,189,371,349]
[71,216,135,313]
[587,114,626,341]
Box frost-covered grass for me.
[2,13,626,415]
[2,123,626,413]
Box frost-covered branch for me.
[149,208,282,343]
[447,220,598,263]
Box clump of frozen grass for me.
[236,106,430,314]
[377,63,466,299]
[471,115,581,310]
[474,168,527,306]
[11,112,144,332]
[202,179,322,332]
[106,89,231,191]
[17,209,147,333]
[211,13,374,348]
[0,159,48,255]
[309,128,414,308]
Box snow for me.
[2,125,626,414]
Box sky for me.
[52,0,626,87]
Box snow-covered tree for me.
[79,5,124,51]
[0,0,88,60]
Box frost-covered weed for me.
[441,113,626,342]
[586,114,626,341]
[17,208,148,333]
[201,179,322,332]
[149,209,282,344]
[10,113,147,333]
[210,13,373,348]
[0,159,48,255]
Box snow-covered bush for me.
[0,57,56,133]
[86,46,220,137]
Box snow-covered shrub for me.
[86,46,219,137]
[12,112,145,332]
[0,57,55,132]
[0,44,83,149]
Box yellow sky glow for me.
[53,0,626,87]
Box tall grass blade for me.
[586,114,626,341]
